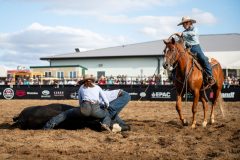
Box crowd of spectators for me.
[223,75,240,88]
[0,75,239,87]
[97,74,168,85]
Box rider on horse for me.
[176,16,216,88]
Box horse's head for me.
[162,35,184,71]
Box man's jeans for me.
[44,103,111,129]
[43,108,81,129]
[81,102,111,126]
[108,90,131,126]
[191,44,213,76]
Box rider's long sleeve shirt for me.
[182,26,200,46]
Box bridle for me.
[164,46,178,70]
[163,34,187,69]
[163,45,186,71]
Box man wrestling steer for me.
[43,75,131,132]
[42,89,131,132]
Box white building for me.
[0,66,7,78]
[40,33,240,79]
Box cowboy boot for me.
[208,76,216,86]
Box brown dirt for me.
[0,100,240,160]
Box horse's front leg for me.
[176,93,188,126]
[191,90,200,128]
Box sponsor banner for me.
[41,90,51,98]
[3,88,14,100]
[53,91,64,97]
[151,92,171,99]
[15,90,27,97]
[140,92,146,98]
[221,92,235,99]
[0,85,239,101]
[27,91,39,95]
[69,91,78,99]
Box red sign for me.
[16,90,26,97]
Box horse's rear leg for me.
[200,96,208,127]
[191,91,200,129]
[176,94,188,126]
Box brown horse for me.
[163,35,224,128]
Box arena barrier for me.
[0,85,239,101]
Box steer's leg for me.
[176,93,188,126]
[191,90,200,129]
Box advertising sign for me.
[0,85,239,101]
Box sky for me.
[0,0,240,69]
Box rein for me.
[138,50,168,101]
[165,45,195,100]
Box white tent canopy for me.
[227,60,240,69]
[205,51,240,69]
[0,65,7,77]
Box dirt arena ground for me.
[0,100,239,160]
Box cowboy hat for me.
[177,16,196,26]
[83,74,95,82]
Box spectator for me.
[135,78,141,85]
[227,76,232,86]
[223,77,230,88]
[107,77,114,85]
[17,78,23,85]
[149,78,155,85]
[23,79,30,85]
[98,75,106,85]
[0,80,5,85]
[231,75,238,85]
[29,78,34,85]
[67,79,77,85]
[126,77,132,85]
[114,79,120,85]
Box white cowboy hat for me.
[83,74,95,82]
[177,16,196,26]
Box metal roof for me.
[40,33,240,60]
[30,65,87,70]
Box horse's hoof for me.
[191,124,196,129]
[183,119,188,126]
[202,121,207,128]
[210,119,215,124]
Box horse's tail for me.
[218,92,225,118]
[211,59,225,118]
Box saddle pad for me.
[208,57,219,67]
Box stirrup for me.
[202,84,211,90]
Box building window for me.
[70,71,77,78]
[44,72,52,78]
[57,71,64,78]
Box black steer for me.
[12,103,100,130]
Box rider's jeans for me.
[190,44,213,77]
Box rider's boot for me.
[203,76,216,90]
[208,76,216,86]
